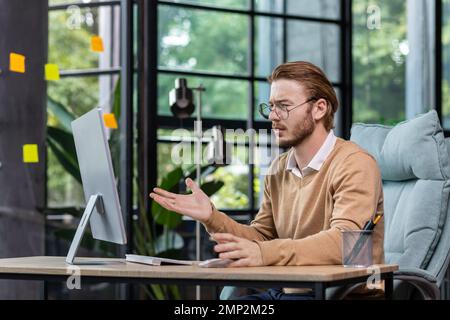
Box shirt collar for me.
[286,130,337,176]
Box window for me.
[47,1,121,207]
[155,0,346,213]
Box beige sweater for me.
[203,138,384,269]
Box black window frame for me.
[436,0,445,136]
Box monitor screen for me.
[71,107,126,245]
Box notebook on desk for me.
[125,254,194,266]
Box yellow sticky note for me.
[23,144,39,163]
[45,63,60,81]
[10,53,25,73]
[103,113,118,129]
[91,36,104,52]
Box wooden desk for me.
[0,256,398,300]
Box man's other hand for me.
[212,233,264,267]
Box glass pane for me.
[443,0,450,129]
[49,5,120,70]
[255,16,284,78]
[158,74,249,120]
[157,128,241,171]
[255,0,284,13]
[157,142,180,185]
[157,129,201,183]
[47,75,119,207]
[47,75,119,118]
[254,81,272,122]
[158,5,249,75]
[210,164,250,210]
[49,0,116,4]
[254,165,262,209]
[162,0,250,10]
[255,0,340,20]
[210,135,251,210]
[47,149,85,207]
[333,87,342,136]
[156,136,250,210]
[286,20,341,83]
[353,1,406,124]
[254,132,281,209]
[286,0,340,20]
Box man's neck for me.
[293,126,330,169]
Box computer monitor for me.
[65,107,127,264]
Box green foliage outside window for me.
[352,0,407,125]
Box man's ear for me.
[312,98,328,121]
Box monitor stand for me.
[65,194,104,265]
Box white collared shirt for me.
[286,130,337,178]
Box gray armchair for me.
[343,110,450,300]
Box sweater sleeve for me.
[255,152,384,266]
[202,174,277,242]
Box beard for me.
[276,109,315,148]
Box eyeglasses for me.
[258,97,317,120]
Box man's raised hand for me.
[149,178,212,223]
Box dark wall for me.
[0,0,48,299]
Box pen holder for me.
[342,230,373,268]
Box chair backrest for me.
[350,110,450,287]
[427,138,450,285]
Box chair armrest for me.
[394,267,436,282]
[394,268,440,300]
[329,268,440,300]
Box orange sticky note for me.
[103,113,118,129]
[10,53,25,73]
[45,63,60,81]
[91,36,104,52]
[23,144,39,163]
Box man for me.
[150,61,384,300]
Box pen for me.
[344,213,383,266]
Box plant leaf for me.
[152,206,183,229]
[47,97,75,132]
[47,126,81,183]
[112,78,121,120]
[47,139,81,184]
[160,167,184,191]
[47,126,78,158]
[201,180,225,197]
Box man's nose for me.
[268,108,280,121]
